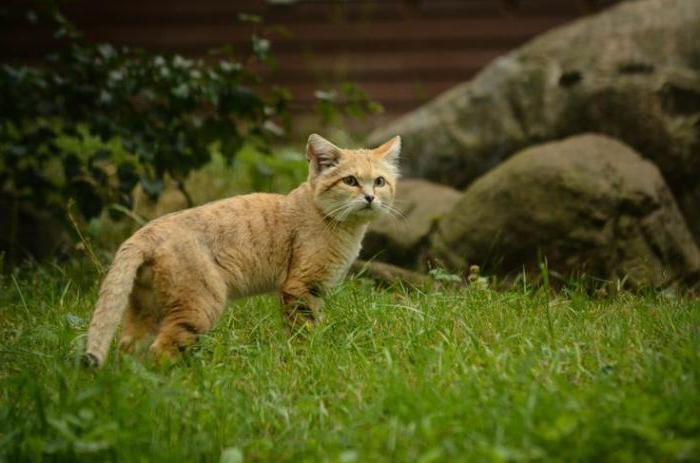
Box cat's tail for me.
[83,241,145,368]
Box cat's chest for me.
[320,233,364,286]
[295,227,364,288]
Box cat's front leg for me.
[280,278,324,335]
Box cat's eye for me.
[374,176,386,187]
[342,176,359,186]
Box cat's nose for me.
[363,193,374,204]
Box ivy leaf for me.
[252,35,271,62]
[238,13,262,24]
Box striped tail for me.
[83,242,145,367]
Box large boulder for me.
[429,134,700,287]
[362,179,460,267]
[369,0,700,241]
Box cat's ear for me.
[306,133,341,178]
[374,135,401,167]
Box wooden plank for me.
[254,50,504,83]
[0,0,623,119]
[74,17,568,43]
[48,0,611,25]
[2,15,566,57]
[282,80,457,106]
[271,49,503,70]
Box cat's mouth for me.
[357,204,380,215]
[359,202,379,211]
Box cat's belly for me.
[227,273,283,299]
[214,253,287,299]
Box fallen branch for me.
[351,259,432,287]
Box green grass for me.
[0,263,698,462]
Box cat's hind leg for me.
[118,265,161,355]
[147,242,228,363]
[149,291,226,363]
[117,301,159,354]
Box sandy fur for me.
[84,134,400,366]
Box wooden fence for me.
[1,0,621,121]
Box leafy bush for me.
[1,21,287,220]
[0,8,381,265]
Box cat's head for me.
[306,133,401,222]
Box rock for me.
[369,0,700,241]
[429,134,700,287]
[362,179,461,268]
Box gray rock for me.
[429,134,700,287]
[369,0,700,241]
[362,179,461,268]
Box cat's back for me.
[200,192,291,238]
[143,191,286,232]
[129,191,296,295]
[197,192,297,294]
[126,192,291,254]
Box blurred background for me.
[1,0,699,289]
[2,0,620,127]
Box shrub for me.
[0,7,381,265]
[0,16,287,219]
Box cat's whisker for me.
[385,204,406,218]
[338,204,357,223]
[322,203,350,230]
[381,204,407,223]
[323,202,352,230]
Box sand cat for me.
[84,134,400,367]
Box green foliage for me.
[314,83,384,126]
[0,7,381,228]
[0,35,286,219]
[0,265,698,461]
[232,146,307,193]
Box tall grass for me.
[0,263,698,462]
